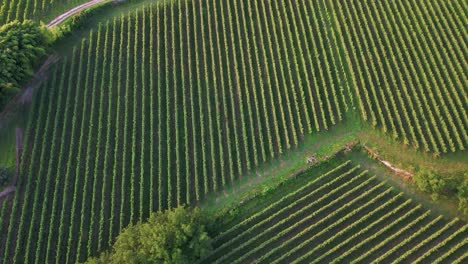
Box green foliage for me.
[86,206,213,264]
[0,20,51,109]
[0,166,11,186]
[414,169,467,215]
[334,0,467,154]
[51,1,113,41]
[414,169,456,201]
[457,177,468,215]
[2,0,467,262]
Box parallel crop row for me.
[204,159,468,263]
[2,0,466,263]
[330,0,467,155]
[0,0,346,263]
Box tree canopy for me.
[86,206,213,264]
[414,169,468,214]
[0,20,51,109]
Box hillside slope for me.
[205,154,468,263]
[0,0,466,263]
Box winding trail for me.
[46,0,107,28]
[0,186,15,201]
[0,0,108,201]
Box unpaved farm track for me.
[363,145,413,180]
[0,186,15,201]
[47,0,107,28]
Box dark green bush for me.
[0,166,11,186]
[86,206,213,264]
[414,169,457,201]
[414,169,467,215]
[0,20,51,109]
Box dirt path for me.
[19,55,60,103]
[46,0,107,28]
[363,145,413,180]
[0,186,15,201]
[0,54,59,130]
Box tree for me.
[0,20,52,109]
[86,206,213,264]
[414,169,457,201]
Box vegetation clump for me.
[0,20,51,109]
[414,170,455,201]
[414,169,468,214]
[86,206,213,264]
[0,166,11,186]
[458,180,468,214]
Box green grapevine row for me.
[204,157,468,263]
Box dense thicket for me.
[86,206,212,264]
[204,158,468,263]
[0,20,50,109]
[414,169,468,214]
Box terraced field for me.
[204,158,468,263]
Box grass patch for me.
[202,114,467,221]
[201,112,361,217]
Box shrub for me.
[0,166,11,186]
[413,169,456,201]
[457,177,468,215]
[0,20,51,109]
[85,206,213,264]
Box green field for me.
[336,0,467,155]
[204,153,467,263]
[1,1,347,262]
[0,0,466,263]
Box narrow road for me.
[0,186,15,201]
[46,0,107,28]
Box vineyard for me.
[0,0,346,262]
[333,0,468,154]
[0,0,467,263]
[0,0,89,25]
[204,157,468,263]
